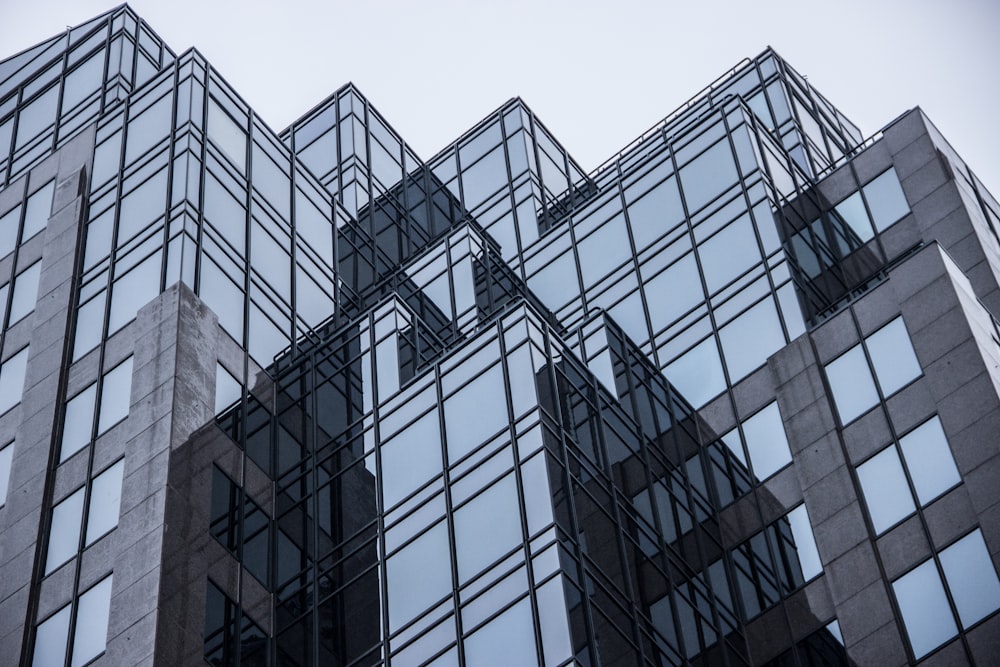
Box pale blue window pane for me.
[32,605,70,667]
[0,346,30,415]
[893,560,957,659]
[679,140,738,213]
[833,191,873,243]
[46,487,84,573]
[664,337,725,408]
[9,260,41,324]
[117,168,167,242]
[866,317,921,396]
[939,529,1000,629]
[454,474,522,582]
[124,96,171,164]
[247,304,288,365]
[60,384,96,462]
[98,356,133,434]
[444,364,507,463]
[699,214,759,294]
[16,86,58,149]
[200,257,244,341]
[899,417,960,505]
[0,441,12,506]
[644,253,702,333]
[73,293,105,361]
[719,298,785,382]
[208,99,247,173]
[381,410,442,509]
[71,574,113,667]
[577,214,629,286]
[0,204,20,257]
[856,447,915,534]
[386,521,451,632]
[464,597,538,667]
[108,250,161,333]
[214,364,241,413]
[86,460,124,544]
[22,179,54,241]
[865,169,909,231]
[61,50,104,112]
[741,402,792,480]
[786,505,822,580]
[536,576,573,665]
[526,247,577,310]
[627,176,683,250]
[825,345,878,424]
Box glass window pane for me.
[627,176,683,251]
[892,560,958,659]
[214,364,241,413]
[865,317,921,396]
[9,260,41,324]
[208,99,247,173]
[663,337,725,408]
[939,529,1000,629]
[46,487,84,573]
[898,417,961,505]
[71,574,113,667]
[679,140,738,213]
[824,345,878,424]
[833,191,873,243]
[380,410,442,509]
[741,402,792,480]
[786,505,822,580]
[108,250,161,333]
[33,605,70,667]
[645,253,702,333]
[98,356,133,434]
[0,204,20,258]
[386,521,451,632]
[0,346,30,415]
[454,474,522,582]
[864,169,909,231]
[856,447,915,534]
[699,214,759,294]
[86,460,124,544]
[719,297,785,382]
[22,179,55,241]
[60,384,96,462]
[0,441,12,506]
[464,597,538,667]
[444,364,507,463]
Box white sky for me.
[2,0,999,192]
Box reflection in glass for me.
[663,337,725,408]
[893,559,957,659]
[865,169,909,231]
[386,521,451,632]
[865,317,921,396]
[453,474,521,582]
[380,409,442,509]
[833,192,872,243]
[898,417,960,505]
[464,597,538,667]
[719,298,784,382]
[939,529,1000,629]
[443,364,506,463]
[856,447,915,534]
[699,214,758,294]
[824,345,878,424]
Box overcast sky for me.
[3,0,999,191]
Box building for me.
[1,5,999,666]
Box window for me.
[731,401,792,480]
[97,356,133,433]
[22,179,55,241]
[0,440,12,506]
[8,260,41,325]
[32,574,114,667]
[856,416,960,534]
[45,461,125,574]
[894,529,1000,659]
[825,316,921,424]
[0,345,30,415]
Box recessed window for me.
[785,504,822,580]
[0,440,13,507]
[0,345,30,415]
[32,574,114,667]
[97,356,133,434]
[739,401,792,480]
[865,317,921,396]
[939,529,1000,629]
[85,460,124,545]
[825,345,878,424]
[46,488,85,573]
[864,168,909,231]
[60,384,96,463]
[893,560,957,659]
[856,415,960,535]
[21,179,55,241]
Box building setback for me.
[0,5,999,666]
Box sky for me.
[2,0,999,191]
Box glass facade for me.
[2,7,1000,667]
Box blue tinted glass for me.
[679,140,738,213]
[824,345,878,424]
[898,417,960,505]
[856,447,915,534]
[939,530,1000,629]
[386,521,451,632]
[893,560,957,658]
[865,317,921,396]
[454,474,521,582]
